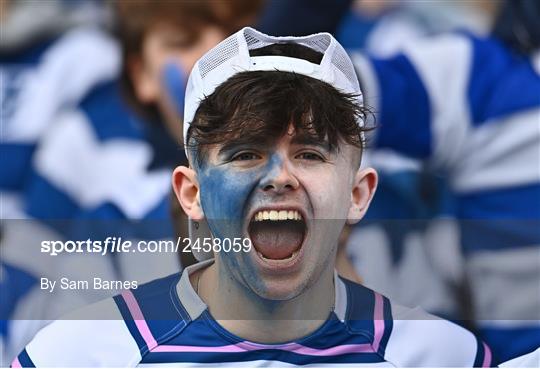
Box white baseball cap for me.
[183,26,363,148]
[183,27,363,261]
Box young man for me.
[13,28,491,367]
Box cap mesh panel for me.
[199,36,239,78]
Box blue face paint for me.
[196,152,286,293]
[197,153,285,228]
[161,61,186,118]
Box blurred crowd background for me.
[1,0,539,366]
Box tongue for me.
[250,221,304,260]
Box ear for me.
[172,166,205,221]
[347,167,378,225]
[128,56,159,103]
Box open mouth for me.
[248,209,307,261]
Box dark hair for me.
[187,43,370,165]
[113,0,263,122]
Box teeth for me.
[253,210,303,222]
[256,250,298,261]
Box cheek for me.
[302,167,351,218]
[198,155,285,222]
[198,167,259,234]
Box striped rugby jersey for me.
[13,261,491,367]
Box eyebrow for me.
[216,133,333,157]
[217,138,271,156]
[290,134,332,152]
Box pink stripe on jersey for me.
[122,290,158,350]
[11,357,22,368]
[153,344,247,353]
[482,342,492,367]
[152,342,374,356]
[372,292,385,353]
[237,342,374,356]
[242,342,373,356]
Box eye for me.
[296,152,324,161]
[231,152,261,161]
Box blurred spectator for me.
[114,0,263,268]
[1,1,117,364]
[337,0,499,322]
[1,0,110,219]
[351,0,540,362]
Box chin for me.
[249,272,311,302]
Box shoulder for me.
[341,278,491,367]
[17,297,141,367]
[499,347,540,368]
[15,272,188,367]
[386,303,491,367]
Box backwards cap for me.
[183,26,363,148]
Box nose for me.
[260,156,299,194]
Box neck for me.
[194,260,336,343]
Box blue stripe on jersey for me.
[25,170,169,223]
[131,273,187,322]
[1,39,54,64]
[457,183,540,219]
[113,294,148,355]
[15,348,36,368]
[24,173,79,219]
[159,317,237,347]
[0,144,35,190]
[467,35,540,126]
[479,326,540,364]
[113,273,190,359]
[79,81,144,142]
[341,277,393,358]
[143,349,385,365]
[343,278,375,321]
[342,278,379,339]
[364,171,423,220]
[25,172,132,223]
[379,295,393,358]
[199,309,375,349]
[0,263,36,341]
[458,184,540,252]
[370,55,432,158]
[0,319,7,338]
[461,219,540,253]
